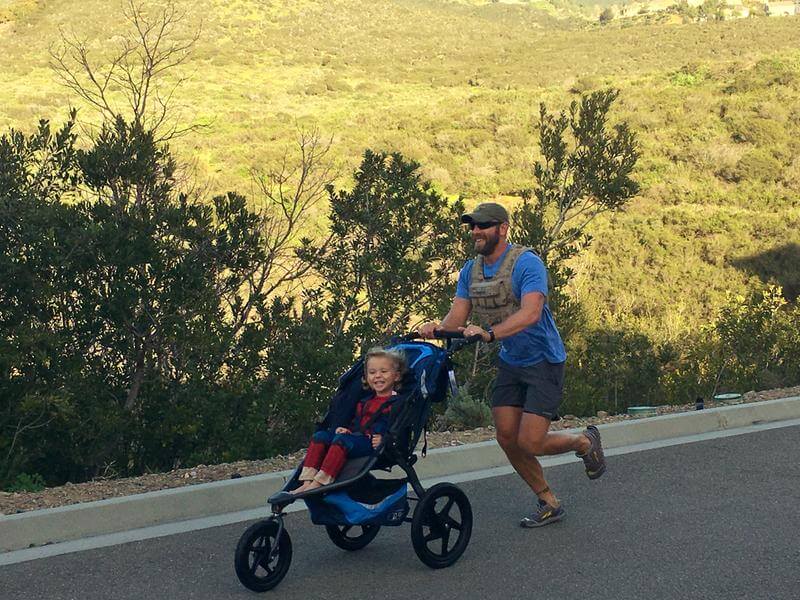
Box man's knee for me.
[517,432,546,457]
[496,428,519,452]
[493,407,523,452]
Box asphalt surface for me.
[2,426,799,600]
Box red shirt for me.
[351,394,394,435]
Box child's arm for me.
[369,404,393,448]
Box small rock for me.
[597,411,609,418]
[230,473,242,479]
[563,414,576,420]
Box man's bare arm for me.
[439,297,472,330]
[418,297,472,337]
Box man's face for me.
[470,222,501,256]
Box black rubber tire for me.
[411,482,472,569]
[325,523,381,551]
[234,519,292,592]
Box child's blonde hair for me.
[362,347,408,390]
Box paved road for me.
[2,426,799,600]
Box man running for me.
[418,202,606,527]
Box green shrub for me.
[438,390,493,431]
[563,328,662,416]
[724,58,799,94]
[726,116,788,147]
[729,149,783,183]
[671,63,708,87]
[569,76,600,94]
[5,473,46,493]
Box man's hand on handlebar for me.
[459,325,491,343]
[417,321,440,339]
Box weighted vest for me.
[468,245,532,327]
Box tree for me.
[699,0,726,21]
[515,89,639,265]
[0,115,272,483]
[248,128,337,304]
[511,89,639,335]
[301,150,468,347]
[0,116,84,486]
[599,7,615,22]
[50,0,200,140]
[0,106,351,485]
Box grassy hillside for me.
[1,0,799,340]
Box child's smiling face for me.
[365,356,400,396]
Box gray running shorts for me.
[490,360,565,420]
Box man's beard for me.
[475,230,500,256]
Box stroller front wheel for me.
[325,523,381,551]
[411,482,473,569]
[234,518,292,592]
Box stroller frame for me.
[234,331,482,592]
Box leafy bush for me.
[438,389,493,431]
[671,63,708,87]
[728,149,783,183]
[5,473,46,493]
[564,328,662,416]
[0,115,346,486]
[724,58,799,95]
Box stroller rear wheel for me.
[411,482,472,569]
[234,519,292,592]
[325,523,381,551]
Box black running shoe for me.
[520,500,565,528]
[577,424,607,480]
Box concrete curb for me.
[2,396,799,553]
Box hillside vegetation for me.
[2,0,798,337]
[2,0,799,487]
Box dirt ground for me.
[2,386,798,516]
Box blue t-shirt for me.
[455,245,567,367]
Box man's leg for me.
[517,360,606,479]
[493,406,556,506]
[517,412,590,458]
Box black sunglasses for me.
[468,221,500,230]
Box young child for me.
[292,347,407,494]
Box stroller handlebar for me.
[400,330,483,345]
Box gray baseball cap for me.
[460,202,509,225]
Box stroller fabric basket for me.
[305,476,409,527]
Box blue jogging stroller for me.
[233,332,481,592]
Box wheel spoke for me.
[440,497,455,518]
[424,529,442,543]
[440,527,451,554]
[444,515,462,531]
[250,536,275,576]
[341,525,352,538]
